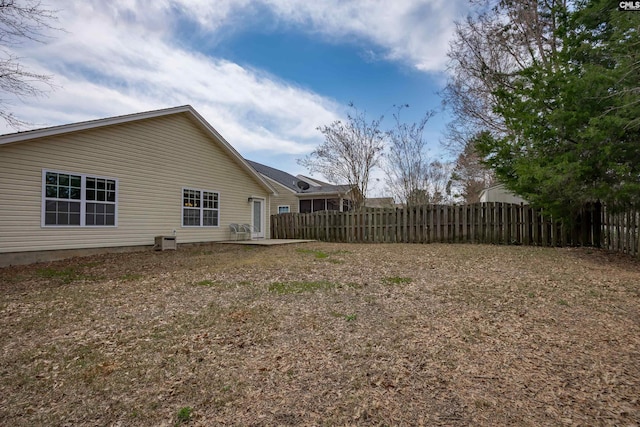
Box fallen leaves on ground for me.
[0,243,639,426]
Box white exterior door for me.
[251,199,264,239]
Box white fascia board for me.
[0,105,194,145]
[295,175,323,187]
[297,192,345,198]
[256,175,298,197]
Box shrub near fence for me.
[271,202,640,256]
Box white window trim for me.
[41,169,118,228]
[277,205,290,214]
[181,187,220,228]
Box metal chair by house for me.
[229,223,250,241]
[241,224,259,238]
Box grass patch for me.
[329,311,358,321]
[268,280,345,294]
[382,276,413,285]
[175,406,193,425]
[37,266,78,283]
[296,248,329,259]
[36,266,100,284]
[120,273,143,281]
[194,279,216,287]
[296,248,352,262]
[344,313,357,322]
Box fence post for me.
[447,205,452,242]
[503,203,510,244]
[635,208,639,257]
[479,203,485,243]
[393,208,399,243]
[633,208,639,256]
[625,209,631,254]
[349,211,358,242]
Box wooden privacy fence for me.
[602,204,640,256]
[271,202,640,256]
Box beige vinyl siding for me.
[267,180,299,216]
[480,184,528,205]
[0,113,270,253]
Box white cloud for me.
[0,0,339,156]
[72,0,469,72]
[162,0,469,72]
[1,0,467,162]
[268,0,470,72]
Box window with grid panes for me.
[182,188,219,227]
[278,205,290,214]
[43,170,117,227]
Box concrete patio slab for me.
[220,239,316,246]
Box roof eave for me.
[0,105,196,145]
[261,175,296,195]
[297,191,350,198]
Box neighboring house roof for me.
[299,184,353,196]
[0,105,276,195]
[247,160,300,193]
[247,160,354,197]
[296,174,333,187]
[364,197,397,208]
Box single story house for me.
[246,160,356,216]
[0,105,277,266]
[479,183,529,205]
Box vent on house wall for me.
[154,236,177,251]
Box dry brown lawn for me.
[0,242,639,426]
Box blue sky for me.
[4,0,470,194]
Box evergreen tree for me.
[476,0,640,220]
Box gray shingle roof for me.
[247,160,300,192]
[301,184,352,194]
[247,160,352,195]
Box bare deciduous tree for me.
[383,106,452,206]
[0,0,59,128]
[298,103,385,209]
[448,132,495,203]
[442,0,567,152]
[426,160,453,204]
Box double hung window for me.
[182,188,219,227]
[43,170,117,227]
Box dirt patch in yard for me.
[1,243,639,426]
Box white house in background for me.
[246,160,357,216]
[0,105,276,266]
[479,183,529,205]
